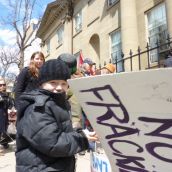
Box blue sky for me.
[0,0,55,75]
[0,0,54,46]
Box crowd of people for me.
[0,50,116,172]
[1,48,171,171]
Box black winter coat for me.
[15,67,40,107]
[16,89,89,172]
[0,92,14,133]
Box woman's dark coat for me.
[14,67,39,107]
[16,89,89,172]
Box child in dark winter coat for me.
[16,59,98,172]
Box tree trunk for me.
[18,50,25,71]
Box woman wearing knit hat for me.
[16,59,98,172]
[101,63,116,74]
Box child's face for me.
[41,80,69,93]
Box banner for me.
[68,68,172,172]
[77,50,84,68]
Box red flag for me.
[78,51,84,68]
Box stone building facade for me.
[36,0,172,71]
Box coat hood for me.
[17,89,69,120]
[17,89,49,120]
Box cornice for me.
[36,0,68,39]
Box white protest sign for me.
[90,151,112,172]
[68,68,172,172]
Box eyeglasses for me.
[0,84,6,87]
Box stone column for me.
[165,0,172,37]
[120,0,139,71]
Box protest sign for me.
[68,68,172,172]
[91,151,112,172]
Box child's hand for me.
[83,129,99,141]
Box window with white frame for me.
[147,3,167,63]
[110,30,123,72]
[107,0,117,7]
[46,39,50,54]
[74,11,82,33]
[57,25,64,45]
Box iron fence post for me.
[115,55,118,73]
[121,51,124,72]
[138,46,141,70]
[146,42,150,69]
[167,33,171,49]
[156,39,160,68]
[129,49,133,71]
[99,63,101,70]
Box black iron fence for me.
[101,34,172,73]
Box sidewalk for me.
[0,141,16,172]
[0,141,91,172]
[76,152,91,172]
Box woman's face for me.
[33,54,44,69]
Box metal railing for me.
[101,34,172,73]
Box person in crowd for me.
[59,53,88,155]
[164,49,172,67]
[94,68,101,75]
[0,77,14,154]
[14,51,45,108]
[81,58,96,76]
[101,63,116,74]
[58,53,77,75]
[59,53,97,153]
[58,53,82,128]
[79,58,99,152]
[67,70,84,129]
[16,59,98,172]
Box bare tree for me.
[3,0,41,71]
[0,47,19,80]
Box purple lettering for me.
[119,169,132,172]
[109,140,143,154]
[146,142,172,163]
[97,121,139,139]
[114,152,148,172]
[108,140,148,172]
[139,117,172,139]
[81,85,129,123]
